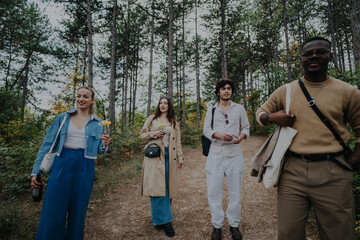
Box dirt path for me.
[84,136,317,240]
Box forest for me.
[1,0,360,238]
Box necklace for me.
[311,87,323,100]
[311,77,328,100]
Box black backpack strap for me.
[211,106,215,130]
[298,79,348,150]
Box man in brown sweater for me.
[256,36,360,240]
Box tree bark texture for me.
[195,0,201,129]
[328,0,339,70]
[182,0,186,130]
[167,0,174,98]
[147,0,155,117]
[20,52,32,122]
[86,0,94,87]
[109,0,117,136]
[220,0,228,79]
[348,0,360,69]
[283,0,292,80]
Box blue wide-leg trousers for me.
[36,148,94,240]
[150,147,173,226]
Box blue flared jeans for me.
[150,147,173,226]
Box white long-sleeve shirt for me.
[203,101,250,157]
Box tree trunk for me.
[297,15,303,45]
[109,0,117,136]
[132,41,139,125]
[128,70,133,125]
[86,0,94,87]
[5,30,15,91]
[82,41,88,85]
[122,50,129,132]
[348,0,360,69]
[247,26,254,90]
[167,0,174,98]
[181,0,186,130]
[220,0,227,78]
[283,0,292,81]
[241,63,246,108]
[147,0,155,117]
[339,35,346,71]
[195,0,201,129]
[345,32,353,73]
[333,12,343,71]
[20,55,31,123]
[175,36,180,118]
[122,3,130,132]
[328,0,339,70]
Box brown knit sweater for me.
[256,77,360,154]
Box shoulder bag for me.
[39,115,67,173]
[298,79,354,169]
[201,106,216,156]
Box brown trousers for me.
[277,155,355,240]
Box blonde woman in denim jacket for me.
[30,86,110,240]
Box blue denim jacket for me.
[31,109,106,175]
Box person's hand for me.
[31,175,44,189]
[99,135,111,146]
[347,155,360,170]
[213,132,233,141]
[155,131,165,139]
[232,134,246,144]
[347,144,360,170]
[268,110,296,127]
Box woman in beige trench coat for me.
[140,96,184,238]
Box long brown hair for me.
[151,96,176,127]
[77,86,97,115]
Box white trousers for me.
[206,151,244,228]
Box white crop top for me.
[64,120,86,149]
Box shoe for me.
[163,222,175,237]
[155,224,164,230]
[211,227,221,240]
[229,226,242,240]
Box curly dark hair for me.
[215,78,235,97]
[151,96,176,128]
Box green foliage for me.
[181,125,202,147]
[110,128,146,158]
[0,143,38,198]
[328,65,360,88]
[0,116,48,199]
[0,203,33,239]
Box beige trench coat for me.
[140,115,184,199]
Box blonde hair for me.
[77,86,97,115]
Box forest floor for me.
[84,136,320,240]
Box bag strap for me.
[211,106,215,130]
[285,83,291,114]
[148,143,160,148]
[298,79,347,150]
[48,115,67,153]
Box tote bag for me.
[250,83,297,188]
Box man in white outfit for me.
[203,78,250,240]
